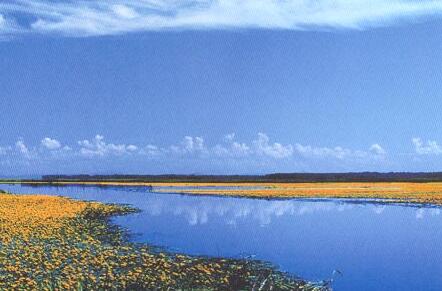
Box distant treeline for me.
[37,172,442,183]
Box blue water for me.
[1,184,442,290]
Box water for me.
[1,184,442,290]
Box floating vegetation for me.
[0,193,313,290]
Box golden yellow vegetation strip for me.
[13,180,442,205]
[0,193,307,290]
[154,182,442,205]
[14,181,442,204]
[152,182,442,205]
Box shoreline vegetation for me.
[41,172,442,183]
[6,180,442,206]
[0,192,316,290]
[6,172,442,205]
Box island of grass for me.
[0,193,320,290]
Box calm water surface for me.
[1,184,442,290]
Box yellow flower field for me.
[22,181,442,205]
[0,193,309,290]
[149,182,442,205]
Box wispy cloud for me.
[15,140,30,157]
[1,0,442,36]
[0,14,6,29]
[412,137,442,155]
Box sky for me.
[2,1,442,176]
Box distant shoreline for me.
[5,172,442,183]
[4,180,442,207]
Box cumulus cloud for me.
[126,144,138,151]
[295,144,363,159]
[213,133,293,159]
[78,134,139,157]
[41,137,61,150]
[2,1,442,36]
[0,133,389,173]
[14,139,37,159]
[140,144,162,156]
[412,137,442,155]
[253,133,293,159]
[170,136,207,155]
[224,133,236,142]
[369,143,387,155]
[295,142,386,160]
[213,141,250,158]
[15,140,29,155]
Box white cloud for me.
[295,143,385,160]
[0,13,19,38]
[15,140,29,155]
[15,139,36,159]
[41,137,61,150]
[126,144,138,151]
[295,144,363,159]
[224,133,236,142]
[253,133,293,159]
[111,4,139,19]
[2,1,442,36]
[184,136,205,152]
[140,144,162,156]
[412,137,442,155]
[170,136,207,155]
[71,133,385,163]
[0,14,5,28]
[369,143,386,155]
[0,133,389,172]
[213,141,251,158]
[78,134,139,157]
[213,133,251,158]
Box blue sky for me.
[2,1,442,176]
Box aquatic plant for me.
[0,193,308,290]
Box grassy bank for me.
[0,193,313,290]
